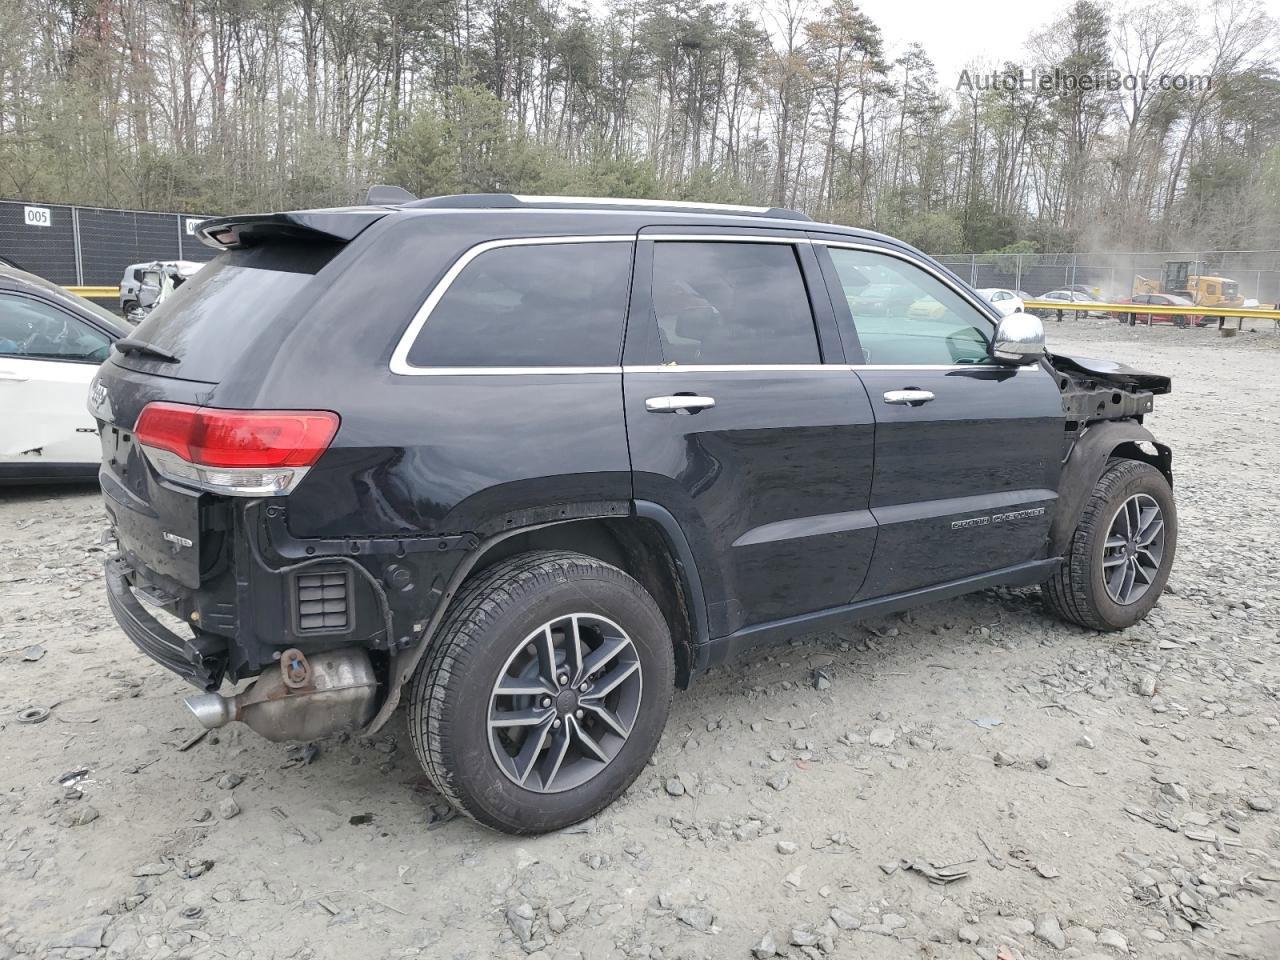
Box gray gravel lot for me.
[1,320,1278,960]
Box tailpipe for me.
[184,647,377,742]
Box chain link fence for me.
[935,251,1280,305]
[0,200,216,287]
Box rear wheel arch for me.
[465,511,704,688]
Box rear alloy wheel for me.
[1044,459,1177,631]
[408,551,674,834]
[487,612,644,793]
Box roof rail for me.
[404,193,811,221]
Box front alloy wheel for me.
[1044,458,1177,631]
[1101,493,1166,606]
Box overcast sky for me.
[856,0,1280,89]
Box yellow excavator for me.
[1133,260,1244,325]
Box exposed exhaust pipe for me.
[185,647,377,742]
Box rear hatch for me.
[91,214,379,595]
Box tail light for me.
[134,402,339,496]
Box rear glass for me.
[124,244,337,382]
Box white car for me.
[120,260,202,317]
[1038,289,1106,319]
[1,265,127,483]
[976,287,1025,316]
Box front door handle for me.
[882,389,935,406]
[0,370,28,382]
[645,395,716,414]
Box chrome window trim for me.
[644,233,809,244]
[391,366,625,376]
[625,364,833,373]
[846,363,1031,372]
[379,362,1038,378]
[389,235,634,376]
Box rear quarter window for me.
[402,240,633,369]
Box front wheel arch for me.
[1050,422,1172,557]
[1044,459,1176,630]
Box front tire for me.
[1044,459,1176,631]
[408,550,675,834]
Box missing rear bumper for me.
[104,557,227,690]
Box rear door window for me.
[650,241,819,365]
[403,240,633,368]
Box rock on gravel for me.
[1097,927,1129,953]
[58,805,99,827]
[50,919,110,949]
[1035,911,1067,950]
[752,931,778,958]
[829,908,859,931]
[676,905,715,932]
[868,726,895,747]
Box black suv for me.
[91,193,1176,834]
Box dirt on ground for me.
[1,320,1279,960]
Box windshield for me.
[123,243,338,381]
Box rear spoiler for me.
[195,207,389,250]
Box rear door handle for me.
[645,395,716,413]
[882,389,935,406]
[0,370,28,382]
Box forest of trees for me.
[0,0,1277,254]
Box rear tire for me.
[407,550,674,834]
[1044,459,1176,631]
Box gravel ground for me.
[2,320,1279,960]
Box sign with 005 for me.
[24,206,52,227]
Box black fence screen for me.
[0,201,80,285]
[0,200,215,287]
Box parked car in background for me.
[1038,289,1105,320]
[1112,293,1203,327]
[120,260,203,320]
[90,192,1178,834]
[976,287,1025,316]
[0,264,129,483]
[1065,282,1103,300]
[847,282,918,316]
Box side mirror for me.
[992,312,1045,365]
